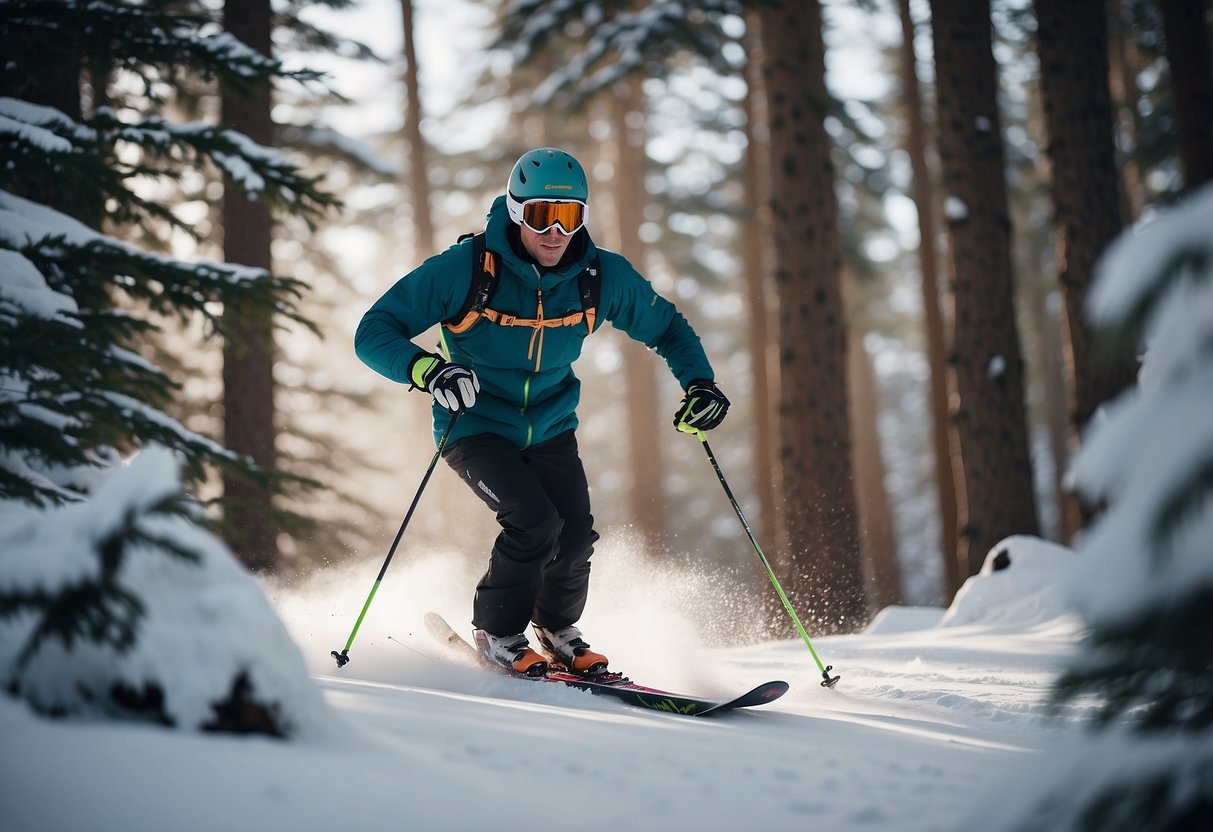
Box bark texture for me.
[401,0,436,259]
[760,0,867,632]
[221,0,278,570]
[1034,0,1137,535]
[613,77,665,548]
[897,0,961,597]
[929,0,1039,574]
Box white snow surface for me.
[2,533,1097,832]
[0,448,328,734]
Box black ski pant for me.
[442,429,600,637]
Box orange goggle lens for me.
[521,200,586,235]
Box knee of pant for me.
[505,506,564,552]
[560,524,599,559]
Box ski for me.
[424,612,788,718]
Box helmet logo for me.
[545,184,573,190]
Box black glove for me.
[409,354,480,412]
[673,379,730,433]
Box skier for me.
[354,147,729,676]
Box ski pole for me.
[331,412,460,668]
[686,427,840,688]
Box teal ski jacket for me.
[355,195,715,449]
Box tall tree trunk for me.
[400,0,436,259]
[221,0,278,571]
[897,0,962,600]
[741,13,779,549]
[929,0,1040,574]
[1022,260,1072,541]
[1159,0,1213,190]
[848,331,904,611]
[1034,0,1137,536]
[1107,0,1145,220]
[612,76,665,548]
[760,0,867,633]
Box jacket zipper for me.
[519,266,544,447]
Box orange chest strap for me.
[482,291,590,372]
[442,239,600,372]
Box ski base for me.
[424,612,788,718]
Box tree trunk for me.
[221,0,278,571]
[1022,262,1072,541]
[1159,0,1213,190]
[1034,0,1137,536]
[848,331,904,611]
[897,0,962,600]
[929,0,1040,574]
[612,76,665,548]
[741,13,780,549]
[400,0,436,259]
[1106,0,1145,220]
[760,0,867,633]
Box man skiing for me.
[354,147,729,676]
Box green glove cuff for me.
[408,354,443,389]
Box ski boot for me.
[533,624,609,675]
[473,630,549,677]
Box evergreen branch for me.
[1,490,203,671]
[1149,455,1213,561]
[0,1,326,103]
[93,111,341,222]
[502,0,743,107]
[1053,586,1213,732]
[1097,245,1212,362]
[14,233,314,337]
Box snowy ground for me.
[0,538,1090,832]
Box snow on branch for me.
[503,0,742,108]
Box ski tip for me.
[761,680,791,700]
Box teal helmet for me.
[506,148,589,232]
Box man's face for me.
[519,224,573,268]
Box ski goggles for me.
[506,194,588,236]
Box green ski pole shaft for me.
[692,429,840,688]
[331,413,460,668]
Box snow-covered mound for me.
[863,605,945,634]
[0,447,330,736]
[940,535,1078,628]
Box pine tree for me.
[1042,185,1213,830]
[0,0,335,732]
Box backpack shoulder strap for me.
[577,252,601,334]
[444,232,498,334]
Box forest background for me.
[2,0,1210,639]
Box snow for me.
[0,249,78,322]
[0,448,328,733]
[986,354,1006,379]
[1,533,1093,832]
[944,195,968,221]
[1086,183,1213,327]
[1066,182,1213,626]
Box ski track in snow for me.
[1,539,1092,832]
[0,614,1083,832]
